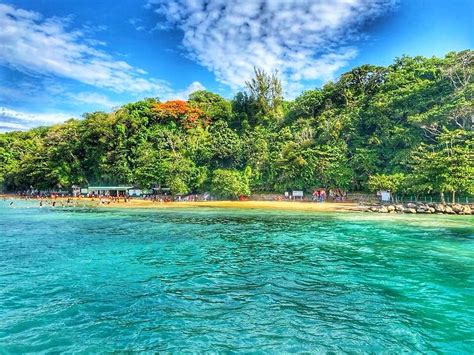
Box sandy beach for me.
[1,195,362,212]
[97,199,363,212]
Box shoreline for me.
[2,196,472,228]
[1,195,363,213]
[102,200,364,212]
[2,195,473,216]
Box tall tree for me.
[245,68,284,124]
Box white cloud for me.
[74,92,120,109]
[0,4,169,93]
[149,0,396,97]
[0,107,76,130]
[129,18,146,32]
[163,81,206,100]
[0,121,29,133]
[0,4,212,132]
[0,80,206,132]
[0,79,207,131]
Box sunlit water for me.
[1,200,473,352]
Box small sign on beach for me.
[292,191,304,199]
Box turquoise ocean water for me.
[0,200,473,352]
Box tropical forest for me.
[1,51,473,202]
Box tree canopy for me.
[1,51,473,201]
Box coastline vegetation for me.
[1,50,472,201]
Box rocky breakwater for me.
[364,202,473,215]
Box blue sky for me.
[0,0,472,132]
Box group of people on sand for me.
[12,192,64,199]
[5,188,350,207]
[312,189,348,202]
[312,189,327,202]
[144,194,172,203]
[144,193,209,203]
[329,189,347,201]
[275,188,347,202]
[97,195,129,205]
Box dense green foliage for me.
[1,51,473,200]
[211,168,251,199]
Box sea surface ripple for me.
[1,201,473,352]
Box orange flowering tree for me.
[152,100,209,129]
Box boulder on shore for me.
[364,203,472,215]
[462,205,472,215]
[445,206,455,214]
[434,204,445,213]
[395,204,405,212]
[452,204,463,213]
